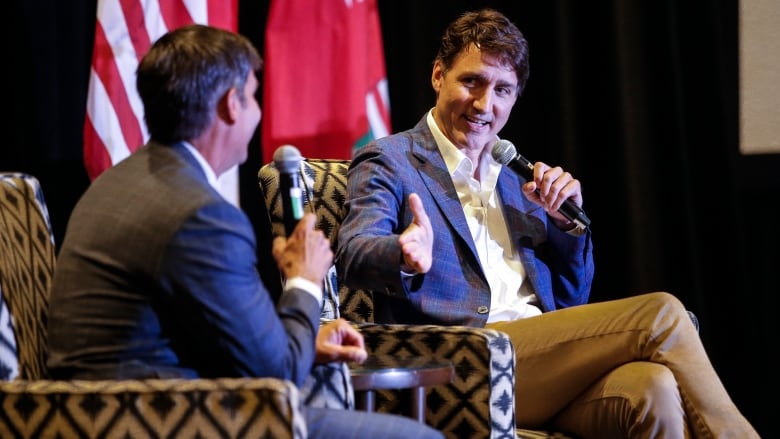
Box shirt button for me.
[477,306,489,314]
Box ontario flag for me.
[261,0,391,163]
[83,0,240,205]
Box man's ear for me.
[431,60,444,93]
[217,87,240,124]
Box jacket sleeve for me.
[336,142,411,295]
[158,200,321,386]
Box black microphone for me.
[273,145,305,236]
[491,139,591,229]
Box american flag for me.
[83,0,239,204]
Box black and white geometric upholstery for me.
[0,377,306,438]
[260,159,534,439]
[0,173,54,382]
[357,323,516,438]
[0,289,18,381]
[0,173,308,439]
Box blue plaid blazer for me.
[336,116,594,327]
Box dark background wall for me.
[7,1,777,436]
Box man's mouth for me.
[465,115,490,127]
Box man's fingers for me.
[408,193,431,229]
[271,236,287,259]
[342,346,368,364]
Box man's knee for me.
[554,361,688,438]
[614,362,688,438]
[642,291,685,314]
[627,362,680,406]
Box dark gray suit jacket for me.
[47,142,319,384]
[337,116,595,327]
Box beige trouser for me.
[487,292,759,439]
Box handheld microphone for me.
[273,145,305,236]
[491,139,591,229]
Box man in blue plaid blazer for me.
[337,8,757,438]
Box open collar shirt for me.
[426,110,542,322]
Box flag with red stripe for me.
[84,0,240,203]
[261,0,391,163]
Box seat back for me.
[0,173,55,381]
[258,160,358,410]
[258,159,374,322]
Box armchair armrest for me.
[0,377,306,439]
[356,323,516,439]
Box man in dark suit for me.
[46,24,443,439]
[336,9,758,438]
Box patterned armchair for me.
[258,159,704,439]
[259,159,528,439]
[0,173,307,438]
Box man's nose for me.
[473,89,492,111]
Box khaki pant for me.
[488,292,758,439]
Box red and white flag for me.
[83,0,240,205]
[261,0,391,163]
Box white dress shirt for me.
[426,111,542,322]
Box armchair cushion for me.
[0,378,305,439]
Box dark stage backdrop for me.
[7,1,777,436]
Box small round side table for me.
[350,355,455,423]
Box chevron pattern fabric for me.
[0,378,305,439]
[300,361,354,410]
[0,174,55,381]
[356,323,516,439]
[259,159,348,321]
[0,173,307,439]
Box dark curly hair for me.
[436,9,530,95]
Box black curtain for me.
[7,1,776,436]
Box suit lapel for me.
[403,120,550,295]
[496,170,547,293]
[406,124,481,267]
[496,171,546,247]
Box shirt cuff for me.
[284,276,323,304]
[565,223,588,237]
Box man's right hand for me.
[314,318,367,365]
[272,213,333,284]
[398,193,433,274]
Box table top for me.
[350,355,454,391]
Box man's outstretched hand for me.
[398,193,433,274]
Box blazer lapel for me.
[407,124,481,266]
[496,170,547,293]
[496,171,546,247]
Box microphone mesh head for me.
[273,145,303,173]
[490,139,517,165]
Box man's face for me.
[431,44,519,153]
[231,72,262,167]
